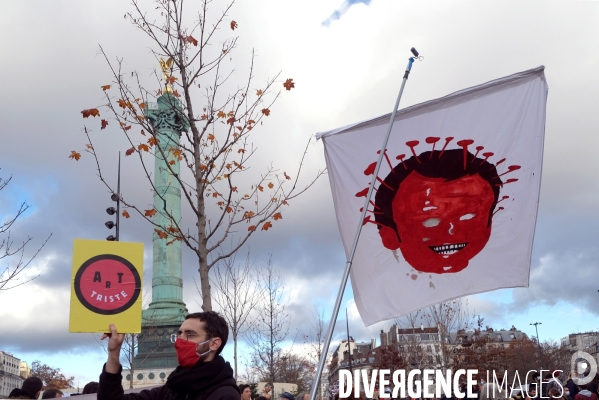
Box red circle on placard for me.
[74,254,140,315]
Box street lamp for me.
[530,322,542,344]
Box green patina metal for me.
[134,93,190,368]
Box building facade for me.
[0,351,24,398]
[561,332,599,363]
[19,361,30,379]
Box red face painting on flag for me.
[358,138,520,274]
[318,66,546,326]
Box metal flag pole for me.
[308,47,420,400]
[346,308,353,375]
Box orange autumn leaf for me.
[258,185,263,192]
[122,210,130,218]
[248,225,256,231]
[101,119,108,130]
[217,111,226,118]
[284,172,291,180]
[81,108,100,118]
[256,89,263,96]
[166,76,178,85]
[148,137,158,147]
[267,182,274,189]
[135,115,145,121]
[282,200,289,205]
[231,186,238,192]
[124,125,132,131]
[208,134,215,141]
[140,129,146,136]
[186,35,198,46]
[261,108,270,116]
[226,206,233,213]
[262,221,273,231]
[145,209,157,217]
[155,229,168,239]
[273,212,283,221]
[172,90,180,97]
[101,85,111,91]
[117,99,128,108]
[238,149,245,154]
[226,117,236,125]
[167,226,179,233]
[138,143,149,152]
[69,151,81,161]
[169,159,176,165]
[139,102,147,109]
[283,78,295,91]
[85,144,93,150]
[230,20,238,30]
[125,146,135,156]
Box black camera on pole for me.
[105,193,119,241]
[106,154,121,241]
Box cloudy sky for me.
[1,0,599,387]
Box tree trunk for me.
[234,332,238,381]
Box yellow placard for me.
[69,239,144,333]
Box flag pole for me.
[309,48,419,400]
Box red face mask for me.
[174,338,201,368]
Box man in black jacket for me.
[98,311,240,400]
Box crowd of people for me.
[5,377,98,399]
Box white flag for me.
[318,66,548,326]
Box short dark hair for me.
[82,381,99,394]
[258,397,268,400]
[42,388,63,399]
[374,148,502,241]
[186,311,229,355]
[240,384,251,394]
[22,376,43,397]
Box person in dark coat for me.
[566,372,580,400]
[98,311,240,400]
[9,376,43,399]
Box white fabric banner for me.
[318,67,548,326]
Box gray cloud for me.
[1,0,598,384]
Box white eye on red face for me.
[422,218,441,227]
[422,213,476,228]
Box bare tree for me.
[248,257,289,386]
[421,298,476,341]
[303,307,327,400]
[394,310,432,372]
[211,251,262,380]
[73,0,323,312]
[420,298,478,371]
[0,171,51,291]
